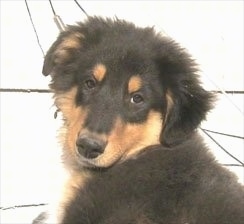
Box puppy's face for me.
[54,59,166,168]
[43,17,213,169]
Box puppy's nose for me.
[76,134,106,159]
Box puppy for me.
[33,17,244,224]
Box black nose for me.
[76,134,106,159]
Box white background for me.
[1,1,243,223]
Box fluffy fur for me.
[33,17,244,224]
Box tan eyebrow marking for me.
[128,76,142,94]
[93,64,107,82]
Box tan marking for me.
[54,32,84,64]
[60,32,83,49]
[54,87,88,167]
[166,90,174,112]
[92,111,163,167]
[54,49,70,65]
[93,64,107,82]
[60,171,91,208]
[128,76,142,94]
[54,87,84,123]
[164,90,174,124]
[51,170,91,223]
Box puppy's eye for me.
[85,79,96,89]
[131,94,144,104]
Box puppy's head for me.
[43,17,214,169]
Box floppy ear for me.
[162,83,214,146]
[155,42,215,146]
[42,26,84,90]
[42,17,110,90]
[43,29,84,76]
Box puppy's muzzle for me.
[76,134,106,159]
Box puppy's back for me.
[62,138,244,224]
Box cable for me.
[24,0,45,57]
[200,128,244,167]
[48,0,66,31]
[201,128,244,140]
[202,72,244,117]
[212,90,244,94]
[48,0,56,15]
[0,203,47,211]
[74,0,89,17]
[0,88,51,93]
[222,164,244,167]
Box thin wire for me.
[213,90,244,94]
[201,128,244,140]
[202,72,244,117]
[0,88,51,93]
[200,128,244,167]
[24,0,45,57]
[48,0,56,15]
[0,203,48,211]
[222,164,244,167]
[74,0,89,17]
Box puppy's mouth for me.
[81,150,102,160]
[74,147,120,169]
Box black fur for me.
[36,17,244,224]
[63,136,244,224]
